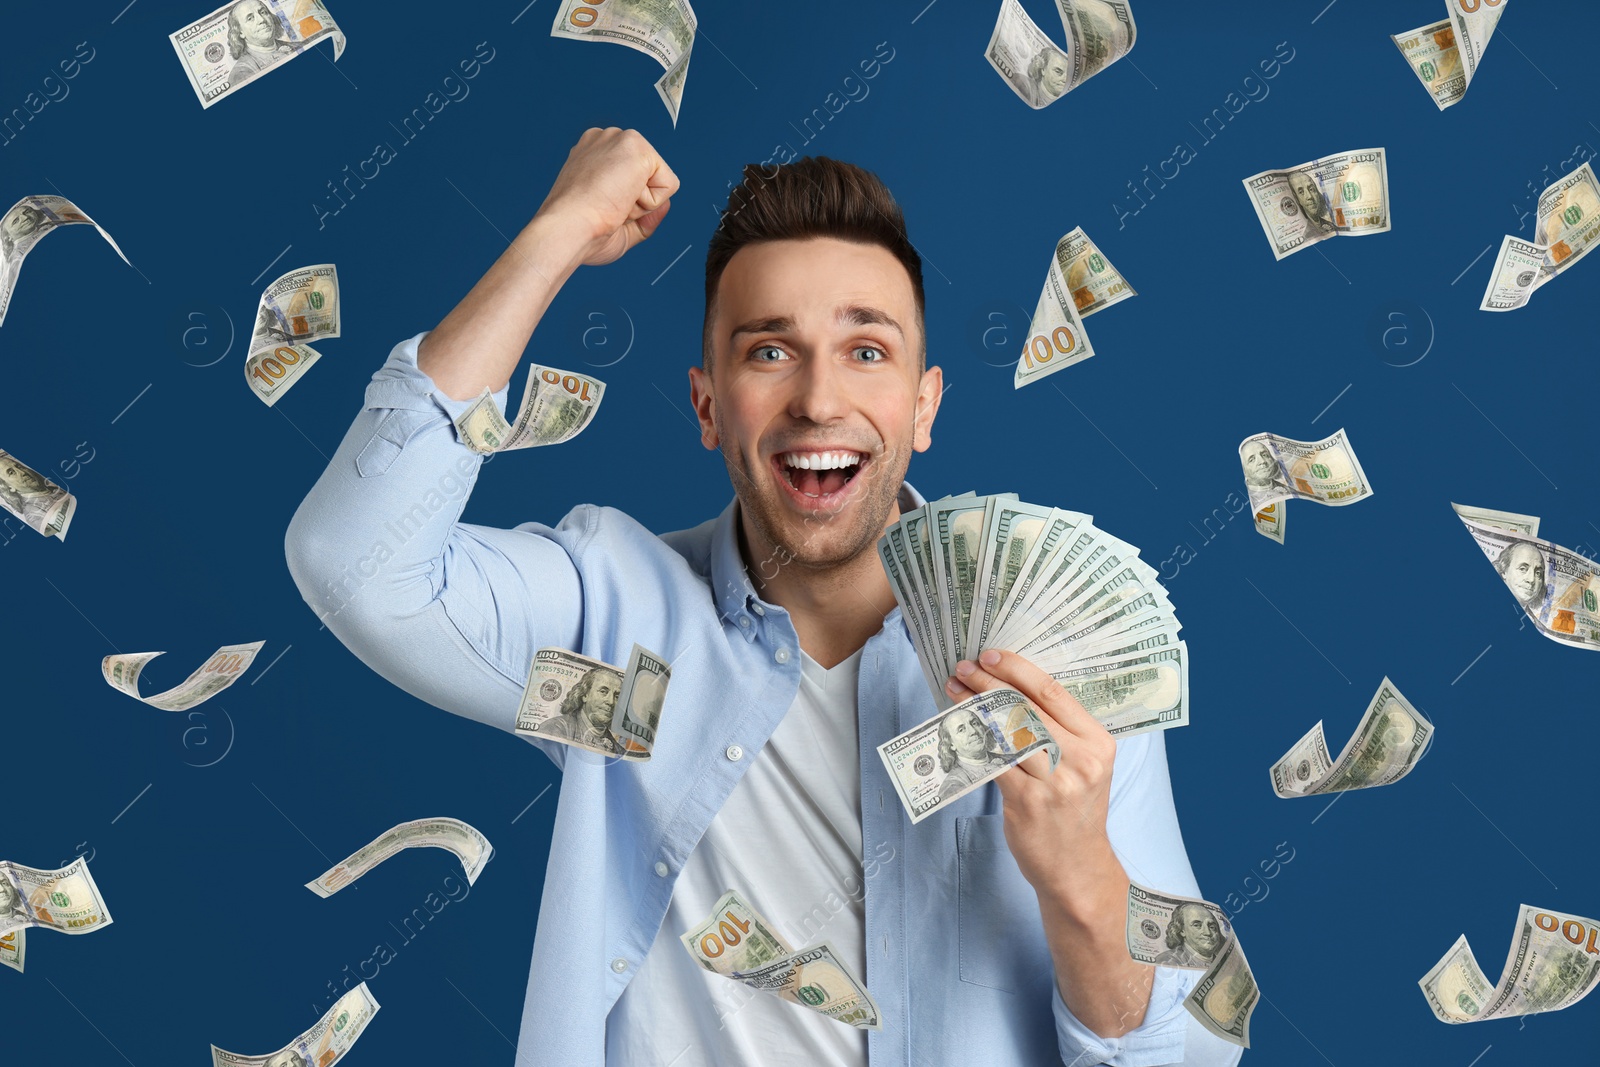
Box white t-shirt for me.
[608,647,869,1066]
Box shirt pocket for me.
[356,407,434,478]
[956,813,1051,994]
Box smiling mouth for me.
[773,449,869,504]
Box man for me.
[1025,46,1070,107]
[286,127,1235,1065]
[1239,439,1288,507]
[1495,541,1547,609]
[227,0,296,87]
[1287,169,1336,238]
[536,666,624,754]
[937,706,1009,800]
[1153,903,1224,969]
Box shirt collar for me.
[708,479,929,630]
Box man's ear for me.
[912,364,943,453]
[688,364,719,450]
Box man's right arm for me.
[283,128,678,745]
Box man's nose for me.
[787,353,850,424]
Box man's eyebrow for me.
[729,315,795,341]
[728,306,905,342]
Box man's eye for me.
[853,346,885,362]
[751,345,786,362]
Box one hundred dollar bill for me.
[1421,904,1600,1023]
[1456,511,1600,649]
[0,857,113,938]
[171,0,347,110]
[1391,0,1505,111]
[0,929,22,972]
[1126,884,1233,969]
[1271,677,1433,797]
[102,641,265,711]
[0,195,131,328]
[1238,428,1374,541]
[1252,501,1285,544]
[1241,148,1391,260]
[212,983,378,1067]
[1185,933,1258,1048]
[680,888,793,976]
[306,817,493,897]
[455,364,606,454]
[0,449,77,540]
[985,0,1137,109]
[1479,234,1547,312]
[246,264,339,405]
[550,0,697,124]
[1013,227,1135,389]
[878,686,1060,823]
[1050,643,1189,737]
[1480,161,1600,311]
[516,644,671,760]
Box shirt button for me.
[751,603,765,616]
[774,647,790,664]
[737,616,751,629]
[611,958,629,974]
[654,861,669,877]
[725,744,744,762]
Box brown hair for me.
[702,157,925,371]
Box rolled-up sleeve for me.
[284,332,588,761]
[1050,730,1245,1066]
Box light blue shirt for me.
[284,333,1244,1067]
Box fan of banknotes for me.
[878,493,1188,737]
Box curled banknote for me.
[1479,162,1599,312]
[456,364,606,455]
[0,448,76,540]
[681,888,793,976]
[1391,0,1505,111]
[0,857,114,938]
[878,686,1060,823]
[246,264,340,405]
[212,983,378,1067]
[1451,501,1538,538]
[1125,883,1256,1048]
[1238,429,1374,542]
[516,644,671,760]
[171,0,346,109]
[307,817,493,897]
[1270,678,1433,797]
[1241,148,1391,260]
[1455,508,1600,649]
[102,641,265,711]
[1014,228,1134,388]
[984,0,1137,109]
[0,929,22,973]
[0,195,131,328]
[1421,904,1600,1023]
[550,0,696,124]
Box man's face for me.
[0,456,47,495]
[1175,904,1222,958]
[1503,543,1544,604]
[1038,51,1069,99]
[1289,172,1325,218]
[691,238,942,573]
[581,670,622,730]
[1241,442,1276,486]
[233,1,278,47]
[945,709,992,762]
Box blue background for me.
[3,0,1596,1063]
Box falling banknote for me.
[245,264,340,405]
[681,889,882,1029]
[1454,504,1600,649]
[455,364,606,454]
[306,817,493,897]
[212,983,378,1067]
[550,0,697,124]
[1241,148,1391,261]
[102,641,266,711]
[0,856,115,973]
[878,686,1060,823]
[1238,429,1374,542]
[984,0,1137,108]
[1014,227,1136,388]
[516,644,671,759]
[1421,904,1600,1023]
[1480,161,1600,311]
[1270,678,1433,797]
[1125,883,1257,1048]
[171,0,346,109]
[0,448,76,540]
[1391,0,1506,111]
[0,195,131,328]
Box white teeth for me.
[780,450,864,471]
